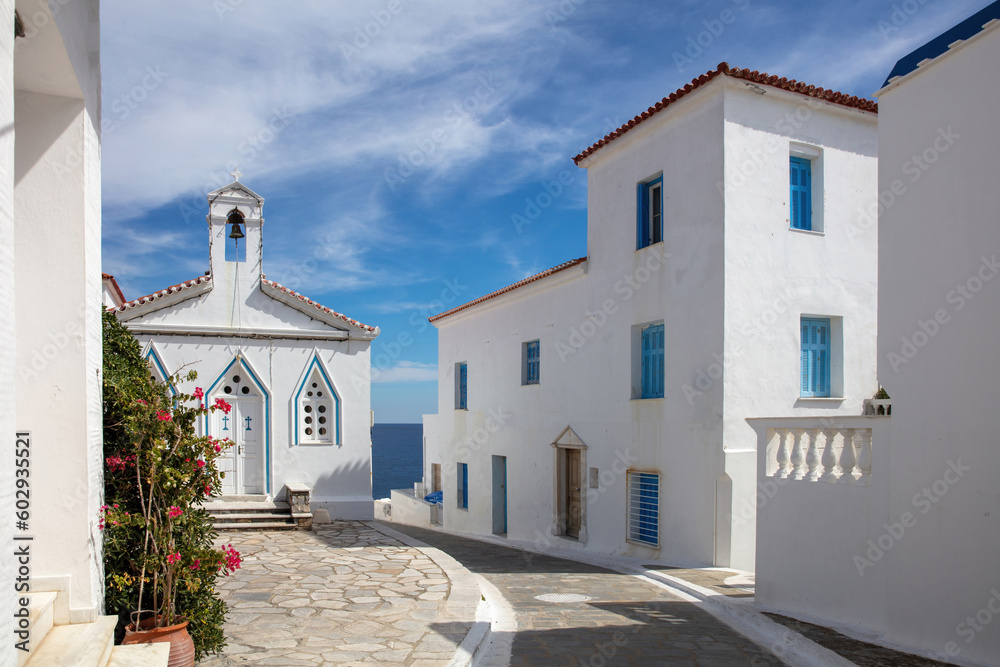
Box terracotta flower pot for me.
[122,616,195,667]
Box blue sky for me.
[101,0,989,423]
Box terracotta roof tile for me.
[261,278,377,332]
[573,62,878,165]
[101,273,126,304]
[429,257,587,323]
[110,275,211,313]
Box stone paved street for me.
[198,521,476,666]
[384,523,782,666]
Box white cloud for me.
[100,0,565,212]
[372,361,438,384]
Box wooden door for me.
[566,449,582,538]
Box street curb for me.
[366,521,515,666]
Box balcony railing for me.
[767,426,873,485]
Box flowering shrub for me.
[102,310,240,658]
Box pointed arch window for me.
[144,344,177,397]
[294,356,340,445]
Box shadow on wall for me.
[285,456,371,508]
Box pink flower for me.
[167,506,183,518]
[213,444,222,453]
[203,485,212,496]
[136,399,147,405]
[196,460,206,469]
[214,398,232,415]
[219,544,242,575]
[156,410,172,421]
[193,387,204,400]
[189,559,200,571]
[167,552,181,565]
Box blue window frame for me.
[637,176,663,249]
[525,340,540,385]
[627,472,659,546]
[801,317,831,397]
[456,362,467,410]
[790,157,812,230]
[457,462,468,509]
[641,323,664,399]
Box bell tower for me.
[207,170,265,292]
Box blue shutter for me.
[641,327,652,397]
[790,157,812,230]
[800,318,830,397]
[526,341,540,384]
[458,363,468,409]
[641,324,665,399]
[637,182,649,249]
[461,463,468,508]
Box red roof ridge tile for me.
[261,278,377,332]
[429,257,587,323]
[573,62,878,165]
[101,273,126,304]
[109,275,212,313]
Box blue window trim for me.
[525,340,540,385]
[144,345,177,398]
[640,323,665,399]
[637,176,663,249]
[627,472,659,546]
[292,354,341,445]
[800,317,831,398]
[457,363,468,410]
[203,354,272,494]
[790,157,812,230]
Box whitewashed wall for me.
[424,77,878,572]
[12,0,103,624]
[721,82,879,569]
[874,23,1000,667]
[0,2,16,662]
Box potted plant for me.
[102,360,242,666]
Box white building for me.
[110,179,378,519]
[416,63,879,572]
[752,5,1000,666]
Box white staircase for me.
[19,592,169,667]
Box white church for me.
[415,63,880,572]
[110,177,379,518]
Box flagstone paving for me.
[198,521,475,666]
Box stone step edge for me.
[24,615,117,667]
[214,521,297,530]
[26,591,58,629]
[107,642,171,667]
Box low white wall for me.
[751,416,891,638]
[389,489,435,529]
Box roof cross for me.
[230,167,242,181]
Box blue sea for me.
[371,423,423,500]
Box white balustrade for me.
[769,425,873,485]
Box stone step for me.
[208,512,294,522]
[18,592,58,667]
[202,500,289,513]
[107,642,170,667]
[214,520,298,531]
[24,615,117,667]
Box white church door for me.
[212,371,265,496]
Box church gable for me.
[111,177,379,342]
